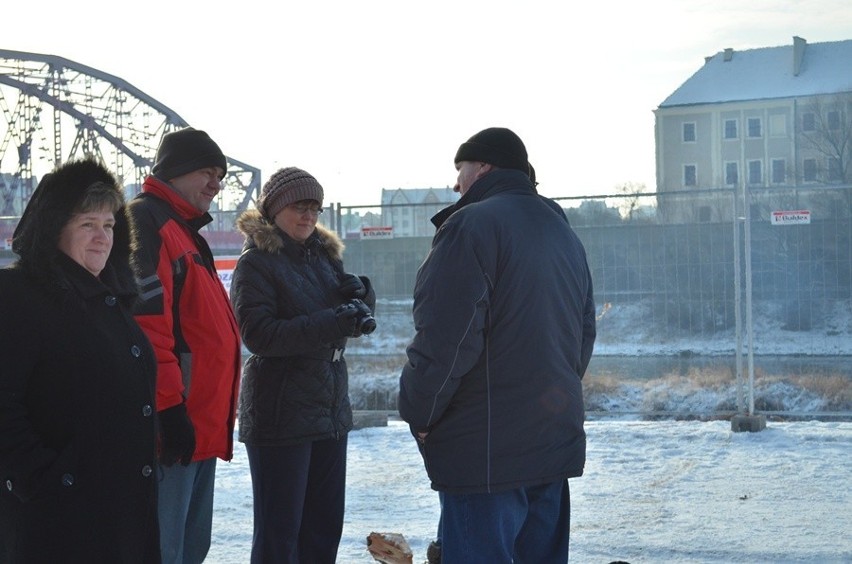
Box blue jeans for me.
[440,479,571,564]
[157,458,217,564]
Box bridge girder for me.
[0,49,260,217]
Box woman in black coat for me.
[230,167,375,564]
[0,159,160,563]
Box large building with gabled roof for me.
[654,36,852,222]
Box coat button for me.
[105,295,117,306]
[131,345,141,357]
[142,404,153,417]
[141,465,153,478]
[5,480,11,492]
[61,473,74,487]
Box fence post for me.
[733,191,744,414]
[733,181,766,432]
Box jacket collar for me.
[56,252,135,302]
[142,175,212,228]
[430,169,534,230]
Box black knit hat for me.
[454,127,531,176]
[257,167,324,220]
[152,128,227,181]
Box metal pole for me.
[334,202,343,238]
[743,182,755,415]
[733,190,744,414]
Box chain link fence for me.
[328,187,851,348]
[2,186,849,419]
[328,187,851,420]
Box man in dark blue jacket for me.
[399,127,596,563]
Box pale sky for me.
[4,0,852,205]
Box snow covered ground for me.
[208,419,852,563]
[204,298,851,562]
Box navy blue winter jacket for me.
[398,169,596,494]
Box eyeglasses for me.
[288,203,324,216]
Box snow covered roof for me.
[381,187,458,206]
[659,37,852,108]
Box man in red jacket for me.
[128,128,242,564]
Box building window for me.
[802,112,816,131]
[747,117,762,138]
[684,165,697,186]
[748,160,762,185]
[828,157,843,181]
[724,119,738,139]
[682,122,696,142]
[828,110,841,130]
[769,114,786,137]
[697,206,711,222]
[771,159,786,184]
[803,158,817,182]
[725,162,738,186]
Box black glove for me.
[158,403,196,467]
[334,302,360,337]
[338,273,367,300]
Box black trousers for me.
[245,436,348,564]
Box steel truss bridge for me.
[0,49,260,218]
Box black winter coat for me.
[230,211,375,445]
[399,169,596,494]
[0,256,159,563]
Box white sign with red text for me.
[361,226,393,239]
[771,210,810,225]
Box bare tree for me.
[799,93,852,186]
[614,181,647,221]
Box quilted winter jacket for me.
[127,177,241,462]
[398,169,596,494]
[230,210,375,446]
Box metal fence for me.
[2,185,849,419]
[329,186,851,420]
[4,185,831,322]
[331,188,851,337]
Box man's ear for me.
[476,162,494,180]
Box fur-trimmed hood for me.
[10,158,138,299]
[235,208,344,261]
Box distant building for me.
[0,171,34,217]
[380,187,458,237]
[654,36,852,222]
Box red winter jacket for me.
[128,176,241,462]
